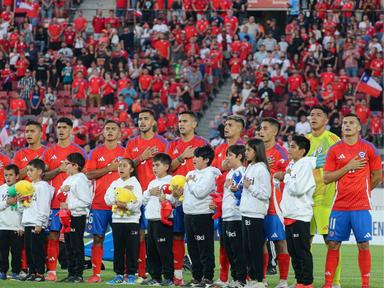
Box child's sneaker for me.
[11,273,19,280]
[126,274,136,285]
[161,279,173,286]
[274,280,288,288]
[34,274,45,282]
[107,274,125,284]
[87,274,102,283]
[0,273,6,280]
[45,271,57,282]
[26,274,36,281]
[142,278,161,286]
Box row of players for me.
[0,107,382,288]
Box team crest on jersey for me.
[218,153,222,158]
[317,147,323,154]
[358,151,366,158]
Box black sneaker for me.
[26,274,36,281]
[184,279,202,287]
[161,279,173,286]
[267,266,277,275]
[34,274,45,282]
[60,275,76,283]
[142,278,161,286]
[73,276,84,283]
[196,279,214,288]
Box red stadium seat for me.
[0,91,7,99]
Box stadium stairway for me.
[197,79,232,139]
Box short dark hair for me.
[139,109,157,120]
[5,164,20,175]
[194,145,215,166]
[261,117,280,133]
[227,145,246,162]
[104,120,120,128]
[226,115,246,128]
[25,120,42,131]
[311,105,329,116]
[67,153,86,171]
[179,111,197,122]
[28,159,46,172]
[343,113,361,125]
[57,117,73,127]
[292,135,311,156]
[153,153,172,170]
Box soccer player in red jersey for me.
[84,120,124,283]
[43,118,87,282]
[124,109,168,280]
[323,114,382,288]
[168,111,207,285]
[211,115,245,286]
[0,151,10,185]
[258,118,290,287]
[13,121,45,180]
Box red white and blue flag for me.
[356,72,383,98]
[14,1,33,13]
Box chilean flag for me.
[14,0,33,13]
[356,72,383,98]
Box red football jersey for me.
[168,136,208,176]
[124,135,168,190]
[0,153,11,185]
[85,145,125,210]
[43,144,87,209]
[324,139,381,211]
[212,140,244,193]
[13,146,45,180]
[266,144,289,214]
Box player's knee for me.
[275,240,288,254]
[93,235,104,245]
[49,231,59,240]
[173,233,184,240]
[140,229,146,241]
[327,241,340,250]
[357,241,369,250]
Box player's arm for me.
[86,159,118,180]
[171,145,195,172]
[323,155,366,184]
[371,169,382,189]
[43,163,65,180]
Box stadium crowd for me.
[0,0,382,288]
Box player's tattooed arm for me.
[43,162,66,180]
[370,169,382,190]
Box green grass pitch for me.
[0,244,382,287]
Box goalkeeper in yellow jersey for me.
[306,105,341,288]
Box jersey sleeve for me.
[42,148,52,168]
[368,144,382,171]
[211,146,221,170]
[124,141,134,159]
[84,149,98,171]
[324,146,337,172]
[12,151,22,167]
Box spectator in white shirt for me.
[295,115,311,135]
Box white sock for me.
[174,269,182,279]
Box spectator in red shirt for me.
[105,10,119,28]
[72,71,88,107]
[10,93,27,119]
[48,18,63,50]
[64,24,76,48]
[15,54,29,78]
[102,72,117,107]
[11,129,26,150]
[1,5,13,24]
[74,10,88,34]
[88,70,104,107]
[92,9,105,40]
[139,68,153,100]
[287,70,303,94]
